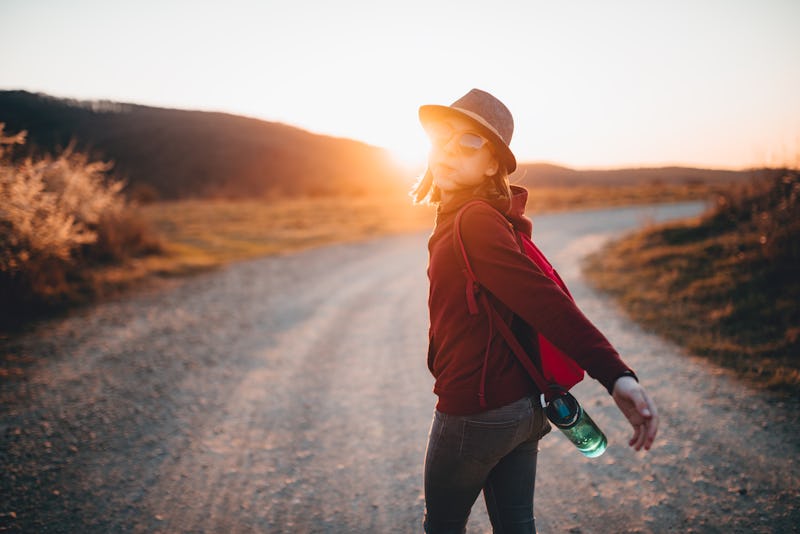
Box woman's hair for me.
[410,165,512,206]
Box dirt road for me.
[2,202,798,533]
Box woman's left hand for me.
[612,376,659,451]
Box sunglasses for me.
[425,123,490,156]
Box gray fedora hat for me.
[419,88,516,173]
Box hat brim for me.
[419,104,517,173]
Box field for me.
[77,182,716,300]
[137,195,435,270]
[132,182,715,275]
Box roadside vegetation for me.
[0,125,162,327]
[585,168,800,394]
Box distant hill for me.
[512,162,767,188]
[0,90,409,200]
[0,90,771,201]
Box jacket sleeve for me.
[460,203,633,393]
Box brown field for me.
[137,195,435,269]
[130,182,717,279]
[521,182,717,213]
[80,183,718,297]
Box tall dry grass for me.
[0,124,161,325]
[703,170,800,264]
[585,168,800,392]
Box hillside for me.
[0,90,409,200]
[585,169,799,393]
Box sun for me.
[384,130,429,174]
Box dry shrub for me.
[705,169,800,263]
[0,124,162,322]
[88,208,163,263]
[585,167,800,392]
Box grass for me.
[107,182,718,287]
[135,182,717,273]
[136,194,436,271]
[522,182,717,214]
[584,170,800,394]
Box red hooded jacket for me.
[426,186,633,415]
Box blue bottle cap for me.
[546,393,580,427]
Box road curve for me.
[1,202,798,533]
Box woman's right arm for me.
[459,204,633,394]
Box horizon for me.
[1,1,798,170]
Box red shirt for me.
[426,186,633,415]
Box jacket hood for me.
[437,184,532,235]
[506,185,532,236]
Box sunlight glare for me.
[385,129,429,175]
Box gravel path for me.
[1,202,798,533]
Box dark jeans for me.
[423,395,551,534]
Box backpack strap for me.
[453,200,486,315]
[453,200,560,402]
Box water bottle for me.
[545,392,607,458]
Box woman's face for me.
[425,115,499,195]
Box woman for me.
[414,89,659,533]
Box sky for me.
[1,0,799,170]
